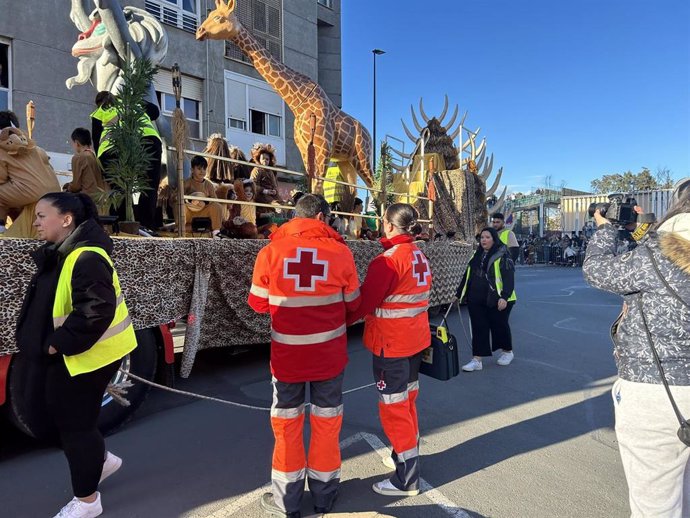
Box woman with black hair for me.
[583,178,690,517]
[456,226,517,371]
[16,192,137,518]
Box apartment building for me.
[0,0,342,178]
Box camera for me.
[588,194,640,226]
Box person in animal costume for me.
[220,178,259,239]
[249,143,283,208]
[0,111,61,234]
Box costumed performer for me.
[250,143,283,209]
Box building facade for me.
[0,0,342,181]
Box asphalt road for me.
[0,265,629,518]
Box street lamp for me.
[372,49,385,177]
[372,49,385,216]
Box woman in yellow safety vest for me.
[16,192,137,518]
[456,226,517,372]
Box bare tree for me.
[655,166,675,189]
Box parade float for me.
[0,0,510,438]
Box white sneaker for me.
[53,493,102,518]
[497,351,514,366]
[462,358,483,372]
[99,451,122,483]
[372,478,420,496]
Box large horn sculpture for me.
[401,119,418,143]
[475,138,486,161]
[410,105,425,133]
[389,145,412,160]
[419,98,431,124]
[488,187,508,215]
[442,105,459,132]
[485,166,503,197]
[390,162,406,172]
[480,153,494,181]
[437,94,449,125]
[450,124,462,141]
[475,143,487,171]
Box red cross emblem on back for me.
[283,247,329,292]
[412,250,430,286]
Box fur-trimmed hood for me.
[658,212,690,274]
[660,232,690,275]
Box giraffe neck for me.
[233,25,309,110]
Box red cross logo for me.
[376,379,387,391]
[412,250,431,286]
[283,247,329,292]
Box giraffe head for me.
[196,0,241,41]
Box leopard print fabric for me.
[0,237,472,378]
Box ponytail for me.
[39,192,100,227]
[384,203,419,235]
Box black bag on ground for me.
[420,304,459,381]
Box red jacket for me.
[347,235,431,357]
[248,218,361,382]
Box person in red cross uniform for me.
[347,203,432,497]
[248,194,361,518]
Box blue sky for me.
[339,0,690,193]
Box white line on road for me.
[191,431,470,518]
[359,432,472,518]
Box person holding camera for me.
[456,227,516,371]
[583,178,690,517]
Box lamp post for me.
[372,48,385,215]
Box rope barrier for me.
[114,369,375,412]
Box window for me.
[153,69,204,139]
[317,0,333,8]
[0,40,10,111]
[225,0,282,63]
[224,70,285,163]
[250,110,281,137]
[145,0,199,33]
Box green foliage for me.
[103,58,156,222]
[590,168,664,194]
[374,141,395,205]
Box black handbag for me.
[637,250,690,447]
[420,303,460,381]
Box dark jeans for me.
[135,137,163,230]
[46,359,121,497]
[467,301,514,357]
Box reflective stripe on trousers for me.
[270,373,344,513]
[373,352,423,491]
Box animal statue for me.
[196,0,375,200]
[66,0,184,186]
[390,96,508,241]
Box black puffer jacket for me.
[583,219,690,385]
[456,244,515,304]
[16,219,117,361]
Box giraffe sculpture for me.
[196,0,375,201]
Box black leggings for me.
[467,301,514,357]
[46,359,121,497]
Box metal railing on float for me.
[168,146,434,238]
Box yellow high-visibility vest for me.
[458,254,517,303]
[91,106,118,158]
[92,106,161,158]
[499,229,511,245]
[53,246,137,376]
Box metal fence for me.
[517,244,586,267]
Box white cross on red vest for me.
[412,250,430,286]
[283,247,329,292]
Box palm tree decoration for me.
[102,57,156,223]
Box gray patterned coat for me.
[583,224,690,385]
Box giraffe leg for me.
[353,121,375,188]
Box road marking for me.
[554,317,608,334]
[359,432,472,518]
[191,432,470,518]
